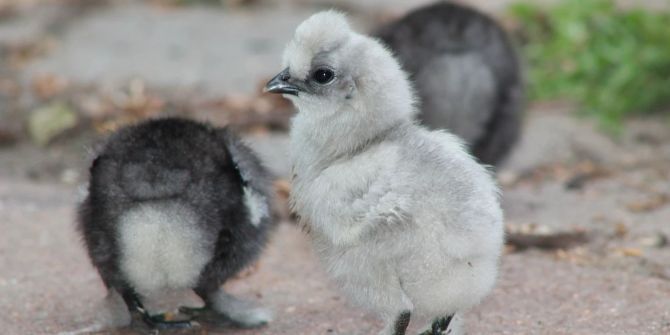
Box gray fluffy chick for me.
[375,1,524,166]
[265,11,504,335]
[77,118,274,331]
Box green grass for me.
[509,0,670,132]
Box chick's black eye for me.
[313,68,335,84]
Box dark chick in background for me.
[375,1,524,166]
[77,118,275,330]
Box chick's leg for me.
[376,279,414,335]
[392,310,412,335]
[118,286,193,330]
[418,314,454,335]
[181,286,272,329]
[380,307,414,335]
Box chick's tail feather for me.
[120,162,191,200]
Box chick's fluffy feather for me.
[282,11,504,332]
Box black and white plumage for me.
[265,11,504,335]
[77,118,275,330]
[375,1,524,166]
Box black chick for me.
[375,1,524,166]
[77,117,275,330]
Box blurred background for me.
[1,0,669,334]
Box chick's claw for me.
[179,305,237,328]
[144,312,197,330]
[128,309,197,331]
[417,314,454,335]
[432,322,441,335]
[178,306,208,317]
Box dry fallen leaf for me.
[120,78,165,117]
[496,170,520,187]
[197,91,293,131]
[92,116,137,134]
[626,194,669,213]
[553,247,591,264]
[31,73,68,99]
[7,38,56,69]
[616,247,643,257]
[614,222,628,238]
[77,95,110,119]
[564,161,611,190]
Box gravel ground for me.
[2,108,669,335]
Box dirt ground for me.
[1,1,670,335]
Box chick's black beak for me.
[264,68,300,96]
